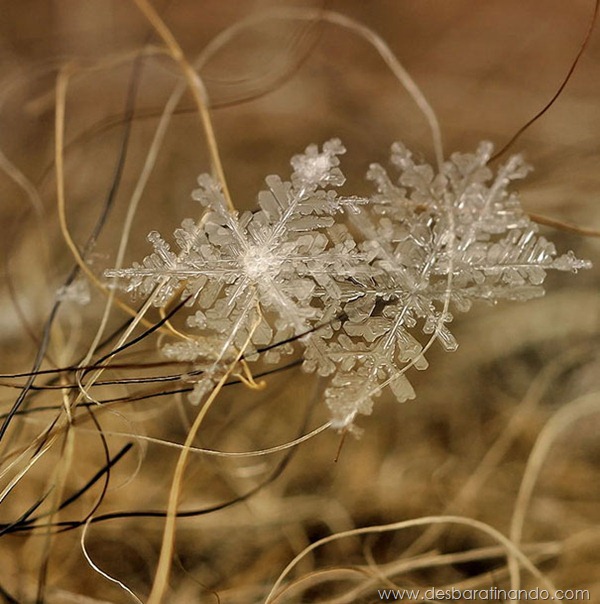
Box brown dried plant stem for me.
[529,212,600,238]
[490,0,600,162]
[147,312,262,603]
[54,61,176,335]
[507,393,600,597]
[265,515,557,603]
[131,0,235,213]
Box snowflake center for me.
[242,247,275,281]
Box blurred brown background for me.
[0,1,599,602]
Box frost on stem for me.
[106,140,590,429]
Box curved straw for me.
[132,0,235,212]
[265,514,556,603]
[507,393,600,598]
[146,309,262,604]
[198,7,444,170]
[79,421,332,458]
[490,0,599,162]
[81,520,143,604]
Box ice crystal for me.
[106,140,590,426]
[56,277,91,306]
[317,141,590,429]
[106,139,369,402]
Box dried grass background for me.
[0,1,599,602]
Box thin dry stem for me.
[508,392,600,596]
[131,0,235,213]
[266,515,557,603]
[147,308,263,603]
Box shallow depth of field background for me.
[0,1,599,602]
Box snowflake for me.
[106,139,369,403]
[106,140,590,426]
[309,141,590,430]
